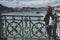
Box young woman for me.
[44,6,55,40]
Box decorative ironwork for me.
[1,15,47,40]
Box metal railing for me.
[0,14,47,40]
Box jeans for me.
[46,25,55,40]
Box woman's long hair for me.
[46,6,52,12]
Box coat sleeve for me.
[44,14,47,22]
[44,14,48,25]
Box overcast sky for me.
[0,0,60,8]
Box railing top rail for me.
[1,12,44,17]
[1,14,44,17]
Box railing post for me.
[0,13,7,40]
[0,13,3,39]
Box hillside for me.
[0,4,46,12]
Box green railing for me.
[0,14,47,40]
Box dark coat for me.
[44,12,55,25]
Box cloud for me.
[0,0,60,8]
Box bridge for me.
[0,7,60,40]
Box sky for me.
[0,0,60,8]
